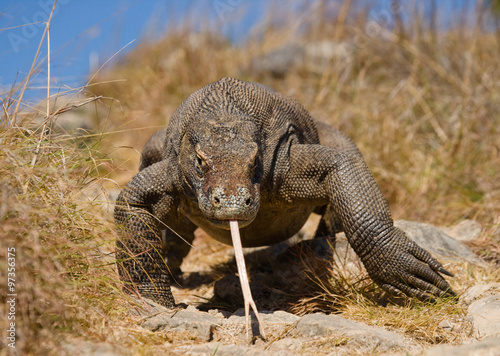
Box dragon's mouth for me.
[206,217,254,230]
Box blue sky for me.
[0,0,482,102]
[0,0,267,101]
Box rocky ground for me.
[73,212,500,356]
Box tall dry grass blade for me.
[83,39,136,93]
[31,7,54,167]
[12,0,58,125]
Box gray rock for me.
[250,44,305,78]
[249,41,352,78]
[141,308,222,341]
[461,283,500,305]
[173,342,273,356]
[127,296,170,317]
[467,295,500,338]
[420,336,500,356]
[229,309,299,324]
[394,220,487,266]
[261,310,300,324]
[224,309,299,339]
[441,220,483,242]
[266,338,304,353]
[296,313,414,352]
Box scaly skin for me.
[115,77,455,307]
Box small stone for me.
[467,295,500,339]
[438,319,454,331]
[141,309,222,341]
[207,309,229,319]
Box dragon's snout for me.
[210,186,255,213]
[199,184,260,228]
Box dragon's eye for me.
[195,153,207,177]
[194,144,209,178]
[251,155,258,170]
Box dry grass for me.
[0,5,171,353]
[1,0,500,353]
[91,4,500,229]
[285,244,497,346]
[0,114,116,352]
[0,54,190,356]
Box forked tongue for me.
[229,220,266,340]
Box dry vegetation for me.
[1,1,500,354]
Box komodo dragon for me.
[115,77,455,330]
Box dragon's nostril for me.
[245,198,252,206]
[213,196,220,206]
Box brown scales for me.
[114,77,455,339]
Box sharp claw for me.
[442,287,458,299]
[422,294,437,304]
[438,267,454,277]
[384,270,458,303]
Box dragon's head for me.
[179,112,262,230]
